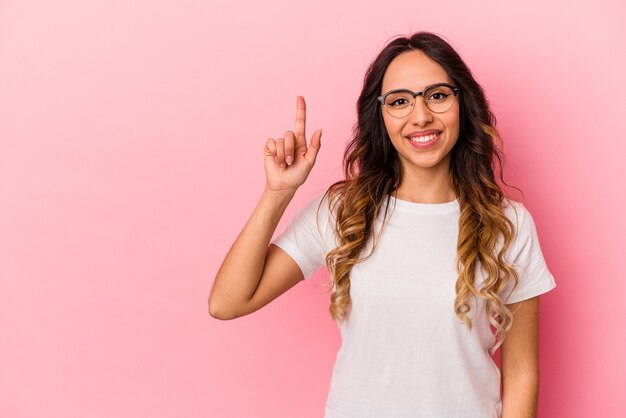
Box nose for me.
[408,96,434,126]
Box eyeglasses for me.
[377,83,461,118]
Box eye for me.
[429,92,449,101]
[390,98,409,106]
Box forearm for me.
[209,187,296,317]
[501,374,538,418]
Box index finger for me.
[295,96,306,141]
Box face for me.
[380,50,460,175]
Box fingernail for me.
[286,156,293,165]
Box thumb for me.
[304,129,322,163]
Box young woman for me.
[210,31,556,418]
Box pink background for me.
[1,0,624,417]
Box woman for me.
[210,31,556,418]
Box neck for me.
[394,161,456,204]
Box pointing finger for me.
[295,96,306,143]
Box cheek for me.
[443,111,461,136]
[383,116,401,136]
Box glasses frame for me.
[377,83,461,117]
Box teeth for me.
[409,133,438,143]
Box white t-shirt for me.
[270,191,557,418]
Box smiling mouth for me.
[407,132,440,143]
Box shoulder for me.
[501,197,530,231]
[500,197,547,262]
[293,188,340,237]
[306,188,342,221]
[305,189,334,217]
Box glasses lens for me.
[424,85,455,113]
[384,91,414,118]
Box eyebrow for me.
[383,82,451,93]
[389,81,452,91]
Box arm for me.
[209,188,298,319]
[209,96,323,320]
[501,296,540,418]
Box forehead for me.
[381,50,452,93]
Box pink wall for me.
[1,0,624,417]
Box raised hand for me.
[263,96,323,193]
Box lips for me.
[405,130,441,149]
[405,129,441,138]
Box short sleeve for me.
[270,192,333,280]
[500,203,557,304]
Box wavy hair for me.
[315,31,524,355]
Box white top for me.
[271,191,557,418]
